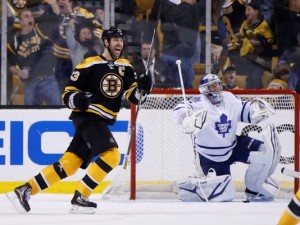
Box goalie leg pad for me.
[245,150,280,200]
[245,123,281,200]
[178,174,235,202]
[261,123,281,177]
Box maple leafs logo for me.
[215,114,232,138]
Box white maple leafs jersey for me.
[173,91,252,162]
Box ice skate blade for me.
[5,191,28,214]
[245,195,274,202]
[69,205,96,214]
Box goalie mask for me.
[199,74,223,104]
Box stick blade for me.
[281,167,300,179]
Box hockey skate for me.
[6,183,32,214]
[245,188,274,202]
[69,190,97,214]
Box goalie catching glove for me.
[137,72,153,94]
[182,109,208,134]
[68,92,92,111]
[250,98,275,124]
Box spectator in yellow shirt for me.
[267,64,290,90]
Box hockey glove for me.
[182,109,208,134]
[68,92,92,111]
[182,116,196,134]
[250,98,275,124]
[137,73,153,94]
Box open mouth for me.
[58,4,65,10]
[115,48,121,54]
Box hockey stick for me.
[176,60,209,202]
[123,99,142,169]
[176,60,189,116]
[281,167,300,179]
[123,2,162,170]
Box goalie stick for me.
[281,167,300,179]
[176,60,209,202]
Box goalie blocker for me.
[182,109,208,134]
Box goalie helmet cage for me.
[110,89,299,200]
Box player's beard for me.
[108,45,123,60]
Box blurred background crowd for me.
[0,0,299,106]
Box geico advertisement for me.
[0,108,131,181]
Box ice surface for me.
[0,193,288,225]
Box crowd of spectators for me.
[2,0,300,106]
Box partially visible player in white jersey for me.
[173,73,281,202]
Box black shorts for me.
[66,113,118,169]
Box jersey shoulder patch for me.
[191,96,202,103]
[75,56,104,69]
[223,91,241,103]
[115,58,133,68]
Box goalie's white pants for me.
[245,123,281,200]
[178,172,235,202]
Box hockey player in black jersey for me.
[6,26,152,214]
[278,188,300,225]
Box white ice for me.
[0,193,288,225]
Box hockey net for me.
[102,89,299,200]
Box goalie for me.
[173,73,281,202]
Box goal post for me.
[108,89,299,200]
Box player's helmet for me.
[199,73,223,104]
[102,26,125,42]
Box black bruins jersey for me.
[62,55,140,124]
